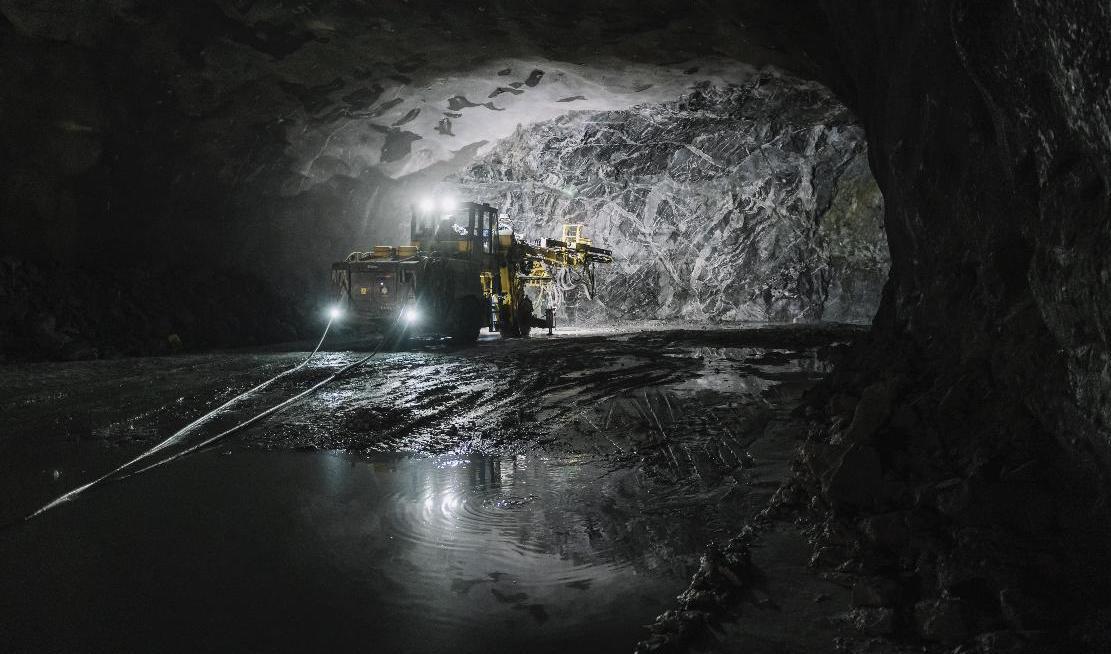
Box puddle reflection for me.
[1,450,708,653]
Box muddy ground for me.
[1,324,887,652]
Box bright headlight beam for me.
[328,306,343,320]
[418,197,435,212]
[401,307,419,323]
[439,196,456,212]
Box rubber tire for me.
[451,296,482,345]
[498,304,520,339]
[517,297,534,339]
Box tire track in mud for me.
[252,348,546,452]
[140,330,839,472]
[1,330,844,529]
[547,342,833,515]
[253,335,710,455]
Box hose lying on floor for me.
[25,313,362,521]
[126,335,392,477]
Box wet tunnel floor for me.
[0,325,861,652]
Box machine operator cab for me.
[411,199,502,258]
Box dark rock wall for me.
[0,259,307,361]
[818,1,1111,482]
[792,0,1111,642]
[455,78,888,324]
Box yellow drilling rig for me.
[331,199,612,344]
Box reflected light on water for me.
[1,449,710,653]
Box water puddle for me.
[670,347,829,394]
[0,449,713,652]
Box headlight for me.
[401,306,420,323]
[418,197,435,212]
[328,305,343,320]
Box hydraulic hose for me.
[125,331,393,477]
[26,313,347,521]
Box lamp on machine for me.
[401,306,420,324]
[328,305,344,321]
[414,195,458,214]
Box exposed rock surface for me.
[783,0,1111,650]
[0,1,886,359]
[817,0,1111,482]
[455,77,888,324]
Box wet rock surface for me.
[455,77,888,324]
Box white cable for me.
[126,330,394,477]
[25,315,340,520]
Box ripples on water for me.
[1,450,708,652]
[311,451,717,648]
[382,455,647,591]
[351,452,705,642]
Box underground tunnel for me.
[1,1,1109,652]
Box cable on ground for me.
[25,312,369,521]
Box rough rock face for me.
[455,77,887,324]
[794,0,1111,647]
[818,0,1111,472]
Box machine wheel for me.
[450,296,482,345]
[498,304,520,339]
[517,296,535,339]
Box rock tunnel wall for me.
[788,1,1111,637]
[455,76,888,324]
[816,1,1111,476]
[0,0,889,359]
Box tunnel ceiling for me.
[0,0,824,195]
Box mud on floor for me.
[1,325,864,652]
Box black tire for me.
[518,297,534,338]
[498,304,519,339]
[450,296,482,345]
